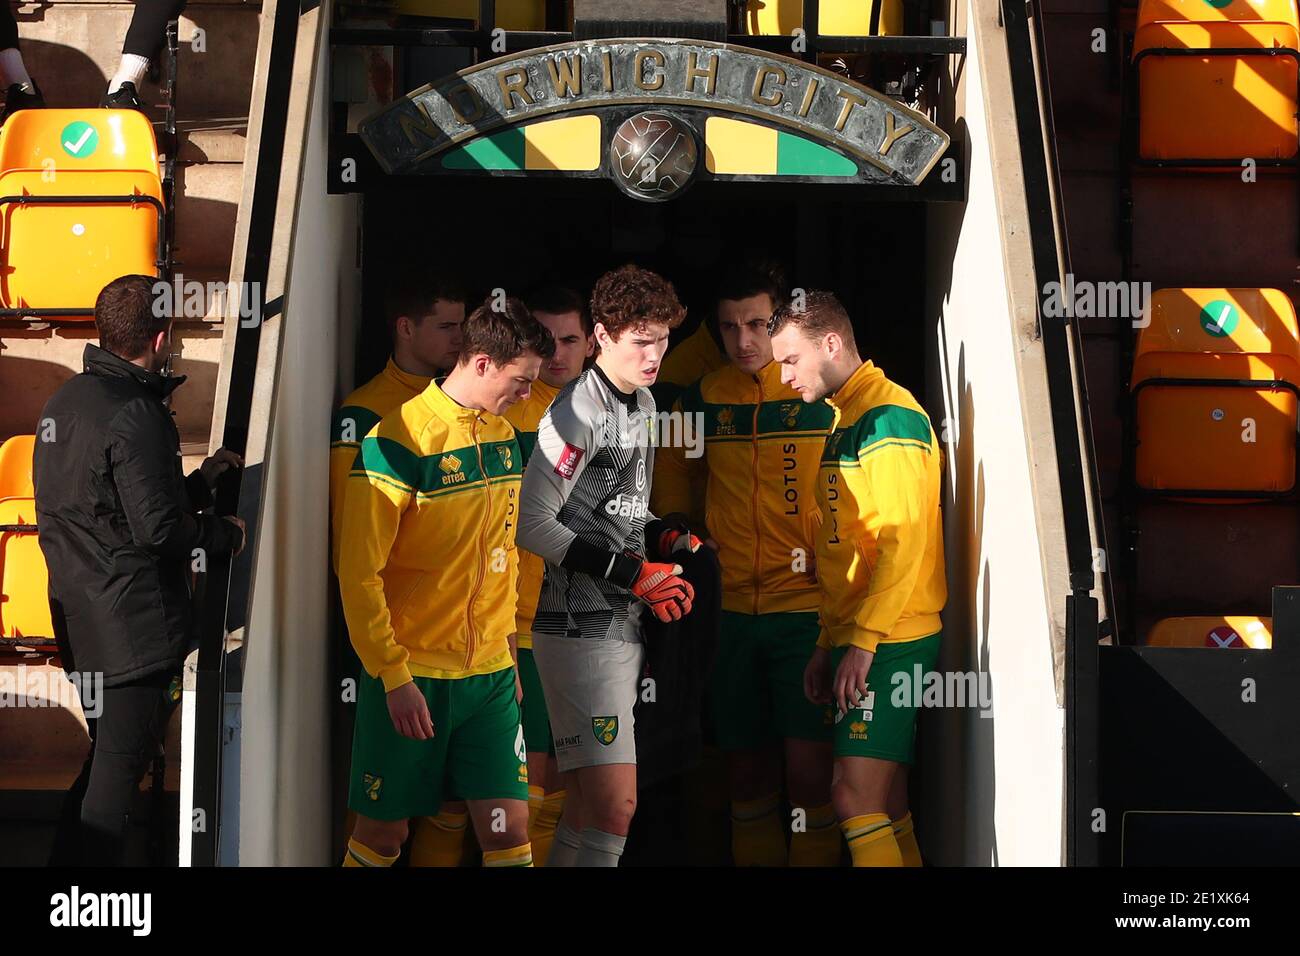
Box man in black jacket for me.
[34,273,245,866]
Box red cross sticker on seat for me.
[1205,626,1245,648]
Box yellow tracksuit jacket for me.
[329,358,431,574]
[652,360,834,614]
[337,377,521,691]
[501,377,559,648]
[656,322,725,405]
[816,361,946,652]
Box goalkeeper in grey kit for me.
[517,265,702,867]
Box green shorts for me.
[831,633,942,765]
[347,667,529,821]
[517,647,555,756]
[711,610,833,751]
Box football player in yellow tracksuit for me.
[502,286,594,865]
[329,278,469,865]
[654,309,725,411]
[653,259,841,866]
[337,298,554,868]
[769,290,946,868]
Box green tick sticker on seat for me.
[61,121,98,158]
[1199,300,1239,337]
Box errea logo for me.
[439,453,465,485]
[50,886,151,936]
[604,494,648,519]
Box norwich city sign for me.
[360,39,950,193]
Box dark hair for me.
[590,265,686,340]
[458,295,556,368]
[95,274,170,359]
[716,254,788,310]
[526,285,592,335]
[767,289,857,352]
[386,273,469,336]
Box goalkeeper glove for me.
[631,561,695,622]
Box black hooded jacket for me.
[33,344,241,686]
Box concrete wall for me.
[918,0,1067,865]
[236,6,359,866]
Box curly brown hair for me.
[589,265,686,340]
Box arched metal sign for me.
[359,39,949,189]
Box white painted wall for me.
[237,13,360,866]
[920,0,1066,865]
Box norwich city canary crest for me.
[362,772,383,801]
[592,716,619,746]
[498,445,513,472]
[781,402,801,429]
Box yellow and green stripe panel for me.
[439,112,858,179]
[441,115,602,171]
[704,117,858,178]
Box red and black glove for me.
[631,561,695,623]
[648,514,703,561]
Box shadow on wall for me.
[918,341,998,867]
[172,191,240,278]
[8,37,105,110]
[916,114,1001,865]
[0,341,219,443]
[0,355,80,438]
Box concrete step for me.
[0,661,183,793]
[174,160,243,276]
[0,317,223,442]
[16,4,261,121]
[177,119,248,165]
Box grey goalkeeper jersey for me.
[517,365,658,642]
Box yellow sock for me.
[482,842,533,867]
[342,836,399,867]
[841,813,904,867]
[531,789,566,867]
[789,803,843,866]
[893,812,923,867]
[731,794,787,866]
[526,784,545,833]
[408,809,468,867]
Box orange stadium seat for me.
[1133,0,1300,160]
[1132,288,1300,496]
[0,108,164,320]
[745,0,904,36]
[0,497,53,642]
[1146,615,1273,648]
[0,434,35,498]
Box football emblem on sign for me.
[610,111,699,202]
